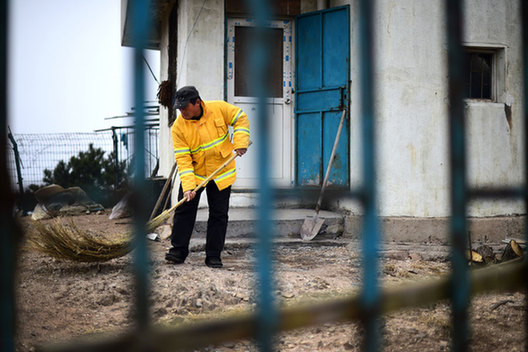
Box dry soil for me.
[14,212,526,351]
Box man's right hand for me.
[183,190,196,201]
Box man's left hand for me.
[235,148,247,156]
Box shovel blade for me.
[300,216,325,241]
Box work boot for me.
[165,248,186,264]
[205,256,223,268]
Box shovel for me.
[300,109,347,241]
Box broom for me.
[146,142,251,232]
[30,144,250,262]
[29,219,131,262]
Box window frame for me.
[463,44,506,103]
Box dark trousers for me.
[170,181,231,258]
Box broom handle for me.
[167,141,252,213]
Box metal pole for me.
[130,0,151,331]
[0,0,18,350]
[358,0,382,351]
[112,128,119,190]
[520,1,528,351]
[445,0,469,351]
[7,127,24,195]
[248,0,276,351]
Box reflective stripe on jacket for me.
[171,100,250,192]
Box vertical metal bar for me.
[248,0,276,351]
[112,128,119,190]
[445,0,469,351]
[358,0,381,351]
[0,0,17,350]
[7,129,24,195]
[130,0,151,330]
[521,2,528,350]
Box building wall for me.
[341,0,524,218]
[158,0,525,218]
[158,2,173,178]
[175,0,225,99]
[374,0,450,218]
[464,0,524,217]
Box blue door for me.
[295,6,350,187]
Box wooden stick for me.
[149,161,178,221]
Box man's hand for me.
[235,148,247,157]
[183,190,196,202]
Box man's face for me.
[179,99,201,120]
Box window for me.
[467,52,492,99]
[234,26,284,97]
[464,47,505,102]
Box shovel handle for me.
[315,109,347,213]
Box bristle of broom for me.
[145,210,171,233]
[29,219,132,263]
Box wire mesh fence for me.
[7,125,160,192]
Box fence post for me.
[1,0,18,351]
[247,0,276,351]
[7,128,24,195]
[111,127,119,190]
[445,0,469,351]
[358,0,382,351]
[130,0,152,332]
[520,2,528,351]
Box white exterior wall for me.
[342,0,523,218]
[464,0,524,216]
[158,0,524,218]
[158,5,173,178]
[175,0,225,99]
[375,0,450,217]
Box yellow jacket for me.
[171,100,250,192]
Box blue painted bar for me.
[1,1,16,351]
[445,0,469,351]
[247,0,276,351]
[130,0,152,330]
[358,0,381,351]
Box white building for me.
[122,0,525,242]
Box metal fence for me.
[7,125,160,192]
[1,1,527,352]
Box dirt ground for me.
[13,211,526,351]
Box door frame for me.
[225,18,295,189]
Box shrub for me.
[43,144,128,206]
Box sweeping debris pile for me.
[29,219,132,262]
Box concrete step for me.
[191,207,345,240]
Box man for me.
[165,86,250,268]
